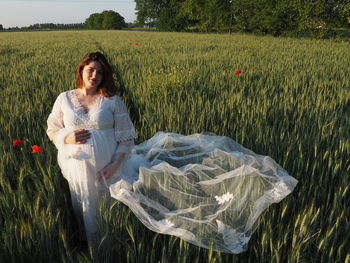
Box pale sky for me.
[0,0,137,28]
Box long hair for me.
[75,52,118,97]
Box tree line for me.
[27,23,84,30]
[135,0,350,37]
[1,23,84,31]
[1,10,128,31]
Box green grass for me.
[0,30,349,263]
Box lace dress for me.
[46,89,137,254]
[47,90,298,255]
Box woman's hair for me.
[75,52,118,97]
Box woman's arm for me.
[96,139,134,181]
[47,93,90,147]
[96,96,137,182]
[47,93,71,149]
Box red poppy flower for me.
[135,43,139,46]
[31,145,44,153]
[129,43,132,45]
[235,70,242,75]
[13,139,24,146]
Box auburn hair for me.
[75,52,118,97]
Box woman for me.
[46,52,137,260]
[48,52,298,260]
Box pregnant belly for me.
[59,129,117,171]
[57,128,118,187]
[87,129,117,169]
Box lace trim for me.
[65,90,104,129]
[115,128,137,142]
[68,89,102,115]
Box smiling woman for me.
[75,52,116,97]
[46,52,137,261]
[82,62,103,88]
[46,51,299,262]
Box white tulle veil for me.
[109,132,298,253]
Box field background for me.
[0,30,349,263]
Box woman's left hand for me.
[96,152,126,182]
[96,164,118,182]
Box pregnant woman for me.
[47,52,298,261]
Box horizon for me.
[0,0,136,28]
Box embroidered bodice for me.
[47,89,137,144]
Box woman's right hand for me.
[64,129,91,144]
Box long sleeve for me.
[113,96,137,149]
[109,97,137,164]
[46,93,72,150]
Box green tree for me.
[179,0,232,32]
[156,0,188,31]
[101,10,126,29]
[84,11,126,30]
[295,0,350,37]
[340,2,350,26]
[0,24,3,30]
[136,0,188,30]
[231,0,299,36]
[135,0,161,26]
[134,0,349,36]
[85,13,103,29]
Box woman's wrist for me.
[111,152,126,171]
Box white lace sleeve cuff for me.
[52,128,72,150]
[115,127,137,142]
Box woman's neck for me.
[78,87,99,96]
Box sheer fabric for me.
[47,91,298,255]
[110,132,298,254]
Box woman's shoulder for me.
[56,89,73,98]
[52,90,70,102]
[108,95,129,112]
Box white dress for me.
[46,89,137,254]
[47,90,298,255]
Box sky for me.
[0,0,137,28]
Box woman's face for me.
[82,61,103,89]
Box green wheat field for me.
[0,30,349,263]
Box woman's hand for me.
[96,164,119,182]
[96,152,126,182]
[64,129,91,144]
